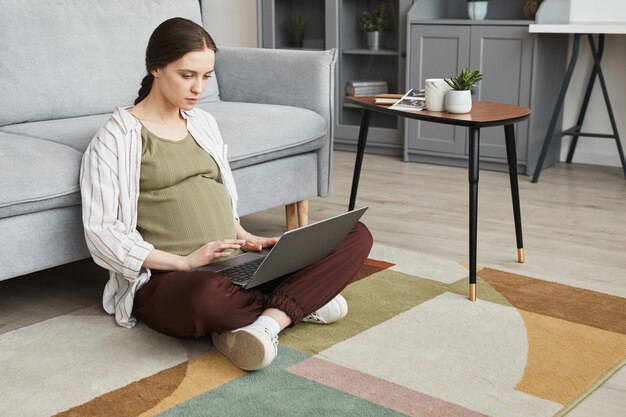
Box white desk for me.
[530,23,626,34]
[528,23,626,182]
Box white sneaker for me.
[302,294,348,324]
[212,327,278,371]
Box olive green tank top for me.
[137,126,242,258]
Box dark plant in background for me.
[359,5,390,32]
[284,15,306,47]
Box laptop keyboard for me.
[219,257,264,286]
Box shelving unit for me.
[259,0,328,50]
[258,0,413,156]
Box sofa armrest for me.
[215,47,338,197]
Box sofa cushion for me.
[0,133,82,219]
[0,0,212,126]
[198,102,327,169]
[0,101,325,219]
[0,114,112,153]
[1,101,327,164]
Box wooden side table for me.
[347,97,531,301]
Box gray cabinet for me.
[408,25,470,156]
[407,22,542,173]
[469,25,533,162]
[408,24,533,164]
[405,1,568,175]
[258,0,412,156]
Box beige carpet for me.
[1,243,625,417]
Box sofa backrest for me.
[0,0,219,126]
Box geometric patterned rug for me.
[1,243,625,417]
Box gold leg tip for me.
[469,284,476,301]
[517,248,525,263]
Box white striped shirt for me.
[80,107,239,328]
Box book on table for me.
[389,89,425,111]
[374,93,404,104]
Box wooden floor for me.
[245,152,626,298]
[1,150,625,415]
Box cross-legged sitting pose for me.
[80,18,373,370]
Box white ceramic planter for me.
[467,1,489,20]
[445,90,472,113]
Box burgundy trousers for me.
[133,222,373,338]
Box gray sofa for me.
[0,0,336,281]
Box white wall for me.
[201,0,258,47]
[561,35,626,167]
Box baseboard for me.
[560,146,624,167]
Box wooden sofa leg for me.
[285,200,309,231]
[297,200,308,227]
[286,203,297,231]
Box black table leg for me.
[532,34,581,183]
[349,109,370,211]
[504,124,525,263]
[468,127,480,301]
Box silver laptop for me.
[198,207,368,289]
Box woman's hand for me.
[182,239,246,270]
[234,219,279,252]
[241,234,280,252]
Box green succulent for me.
[445,67,483,91]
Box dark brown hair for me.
[135,17,218,105]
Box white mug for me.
[424,78,452,111]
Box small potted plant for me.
[444,67,483,113]
[284,15,306,48]
[359,4,390,50]
[467,0,489,20]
